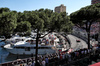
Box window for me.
[26,40,31,43]
[30,47,51,49]
[30,47,34,49]
[14,46,25,49]
[25,47,30,51]
[38,47,51,49]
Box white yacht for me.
[0,36,5,41]
[4,38,56,55]
[0,36,27,48]
[6,36,26,44]
[0,40,5,47]
[0,36,6,47]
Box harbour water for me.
[0,33,68,64]
[0,46,33,64]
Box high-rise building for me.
[91,0,100,4]
[54,4,66,13]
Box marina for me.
[0,34,100,66]
[0,1,100,65]
[0,46,34,64]
[0,32,69,64]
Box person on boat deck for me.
[46,39,49,45]
[31,40,33,44]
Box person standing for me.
[31,61,35,66]
[42,59,46,66]
[45,56,49,66]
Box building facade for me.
[55,4,66,13]
[72,22,100,41]
[91,0,100,40]
[91,0,100,4]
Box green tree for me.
[0,7,10,13]
[30,13,44,65]
[17,12,24,22]
[50,12,73,32]
[30,9,73,65]
[70,3,100,49]
[1,8,72,65]
[14,21,31,35]
[0,11,17,38]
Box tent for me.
[89,62,100,66]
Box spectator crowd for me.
[10,46,100,66]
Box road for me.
[67,34,88,51]
[59,34,70,50]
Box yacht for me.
[4,38,56,55]
[0,40,5,47]
[0,36,5,41]
[0,36,27,48]
[0,36,6,47]
[6,36,26,44]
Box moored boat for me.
[4,38,57,55]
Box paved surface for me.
[58,34,70,50]
[53,32,70,51]
[67,35,88,51]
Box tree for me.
[0,7,73,65]
[70,3,100,49]
[14,21,31,35]
[30,9,73,65]
[0,7,10,13]
[0,11,17,38]
[50,12,73,32]
[29,12,44,65]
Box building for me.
[91,0,100,4]
[91,0,100,40]
[54,4,66,13]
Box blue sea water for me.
[0,42,32,64]
[0,47,9,63]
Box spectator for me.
[35,60,41,66]
[32,61,35,66]
[28,62,32,66]
[45,56,49,66]
[68,53,71,62]
[20,64,23,66]
[42,59,46,66]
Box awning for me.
[89,62,100,66]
